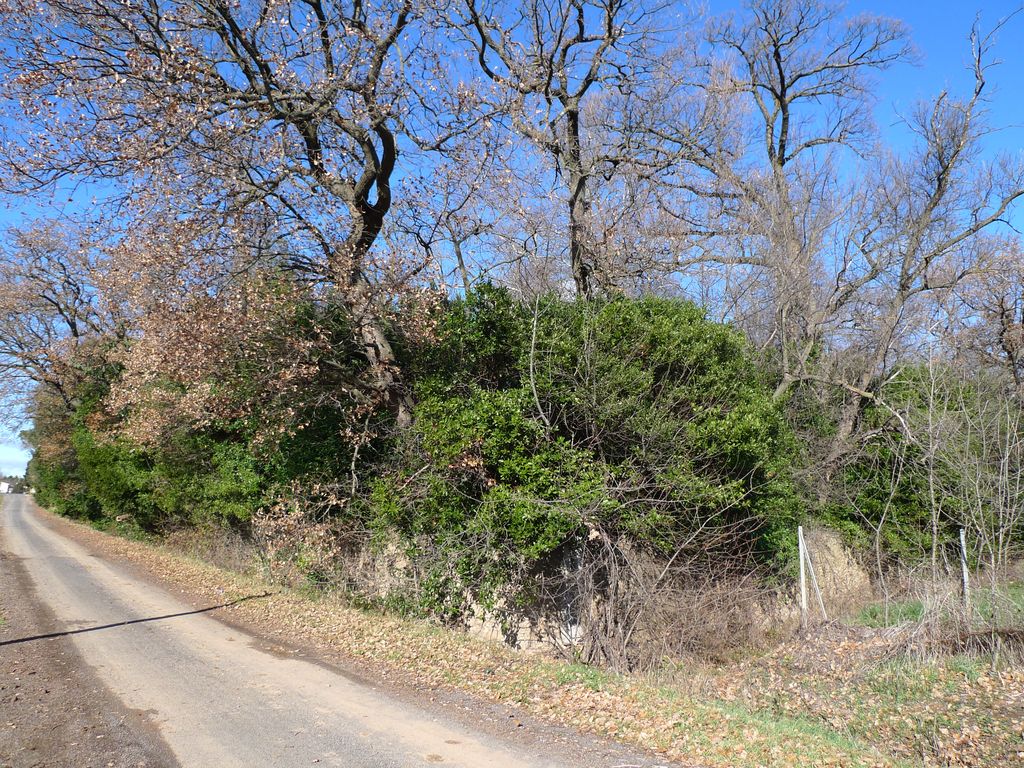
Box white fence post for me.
[798,525,827,627]
[960,528,970,611]
[798,525,808,630]
[806,540,827,622]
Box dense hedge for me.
[25,288,805,617]
[32,287,1021,628]
[366,289,802,618]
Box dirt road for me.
[1,496,669,768]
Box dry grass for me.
[709,623,1024,767]
[161,524,260,575]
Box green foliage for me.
[409,282,530,393]
[25,385,266,532]
[373,289,802,620]
[62,416,267,532]
[533,297,800,567]
[822,439,939,563]
[854,599,925,628]
[371,385,594,617]
[27,285,804,625]
[71,422,158,527]
[25,452,101,521]
[816,364,1024,566]
[23,393,102,521]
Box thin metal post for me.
[960,528,970,611]
[805,539,828,622]
[798,525,808,630]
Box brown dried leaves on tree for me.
[0,0,464,426]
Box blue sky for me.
[0,441,27,476]
[862,0,1024,148]
[1,0,1022,478]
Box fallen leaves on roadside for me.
[49,513,1024,768]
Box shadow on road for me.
[0,592,274,646]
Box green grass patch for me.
[855,582,1024,628]
[668,699,905,768]
[854,599,923,627]
[975,580,1024,624]
[553,662,612,691]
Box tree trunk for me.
[356,305,414,428]
[817,383,869,504]
[336,201,414,428]
[565,107,593,300]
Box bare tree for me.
[950,243,1024,395]
[0,220,121,418]
[393,121,512,295]
[452,0,672,298]
[661,0,911,364]
[0,0,466,426]
[921,365,1024,574]
[658,0,1024,490]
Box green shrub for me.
[26,286,805,635]
[373,289,802,621]
[533,297,801,568]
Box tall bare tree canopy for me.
[450,0,670,298]
[0,222,120,415]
